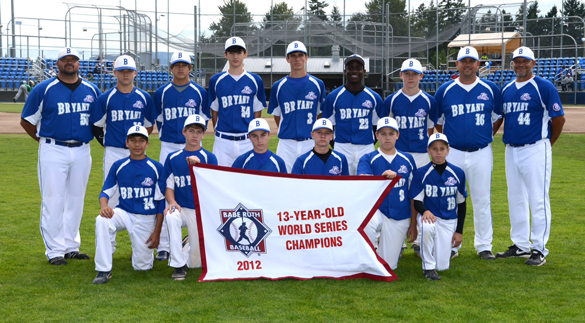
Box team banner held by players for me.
[191,164,399,282]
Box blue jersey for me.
[268,74,326,140]
[208,71,266,133]
[21,78,101,142]
[100,157,165,215]
[384,90,439,153]
[322,86,383,145]
[410,162,467,220]
[291,150,349,176]
[501,76,564,145]
[91,87,156,148]
[357,149,416,220]
[232,150,287,173]
[164,148,218,208]
[154,81,210,144]
[435,79,503,150]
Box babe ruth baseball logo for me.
[553,103,561,112]
[141,177,154,186]
[305,92,318,100]
[241,86,253,94]
[185,99,198,108]
[328,166,341,175]
[445,177,458,186]
[520,93,532,101]
[477,93,490,100]
[217,203,272,257]
[398,165,408,174]
[133,101,144,109]
[83,95,95,103]
[414,109,427,117]
[362,100,373,108]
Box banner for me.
[191,164,399,282]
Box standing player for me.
[410,133,468,280]
[164,114,218,280]
[232,118,287,173]
[435,46,502,260]
[20,47,101,265]
[155,51,210,165]
[91,55,156,206]
[321,54,383,175]
[358,117,417,270]
[268,41,326,172]
[93,126,165,284]
[496,47,565,266]
[208,37,267,167]
[291,118,349,176]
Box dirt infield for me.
[2,108,584,134]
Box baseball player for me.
[208,37,267,167]
[20,47,101,265]
[164,114,218,280]
[93,126,165,284]
[268,41,327,172]
[435,46,503,260]
[232,118,287,173]
[410,133,468,281]
[14,80,34,102]
[357,117,417,270]
[291,118,349,176]
[321,54,383,175]
[91,55,156,207]
[496,47,565,266]
[155,51,210,165]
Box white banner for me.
[191,164,399,282]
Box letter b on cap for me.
[256,120,260,126]
[178,53,182,58]
[466,48,470,54]
[519,48,523,54]
[232,38,236,44]
[124,58,128,65]
[385,119,390,124]
[322,120,327,125]
[295,43,298,48]
[409,61,414,67]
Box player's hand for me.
[382,170,397,179]
[186,156,201,165]
[146,231,161,249]
[421,211,436,224]
[100,206,114,218]
[452,232,463,248]
[164,203,181,215]
[406,224,418,243]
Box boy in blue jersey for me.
[291,118,349,176]
[155,51,210,165]
[434,46,502,260]
[209,37,267,167]
[232,118,287,173]
[358,117,417,269]
[164,114,218,280]
[93,126,165,284]
[268,41,326,172]
[91,55,156,208]
[410,133,468,281]
[322,54,383,175]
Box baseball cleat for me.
[478,250,496,260]
[64,251,90,260]
[93,271,112,284]
[450,250,459,259]
[172,265,188,281]
[412,244,421,258]
[156,250,169,261]
[423,269,441,281]
[496,244,531,258]
[48,257,68,265]
[525,250,547,266]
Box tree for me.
[562,0,585,50]
[209,0,254,39]
[263,2,295,29]
[439,0,466,28]
[308,0,329,22]
[331,5,342,28]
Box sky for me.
[0,0,566,59]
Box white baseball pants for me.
[333,142,375,175]
[103,146,130,208]
[165,207,201,268]
[419,215,457,271]
[276,138,315,173]
[378,216,411,270]
[213,133,253,167]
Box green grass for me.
[1,134,584,322]
[0,103,24,113]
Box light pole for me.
[38,20,42,59]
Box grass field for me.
[1,133,584,322]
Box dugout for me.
[447,32,523,69]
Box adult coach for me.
[321,54,383,175]
[268,41,326,172]
[155,51,210,164]
[20,47,101,265]
[208,37,267,167]
[435,46,502,260]
[496,47,565,266]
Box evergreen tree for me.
[308,0,329,22]
[331,5,343,28]
[263,2,295,29]
[209,0,254,39]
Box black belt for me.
[45,139,84,148]
[295,138,311,141]
[509,141,537,148]
[452,145,486,152]
[215,132,247,141]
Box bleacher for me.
[0,57,35,90]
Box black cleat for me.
[423,269,441,281]
[156,250,169,261]
[496,245,531,259]
[479,250,496,260]
[49,257,67,265]
[525,250,547,266]
[93,271,112,284]
[172,265,188,281]
[64,251,90,259]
